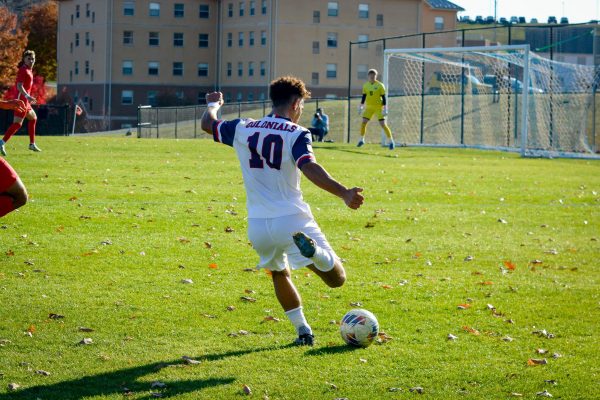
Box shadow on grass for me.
[0,344,296,399]
[304,344,358,356]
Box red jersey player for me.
[0,99,28,217]
[0,50,42,156]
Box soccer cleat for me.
[0,142,6,156]
[357,139,365,147]
[389,141,395,150]
[293,333,314,346]
[293,232,316,258]
[29,143,42,152]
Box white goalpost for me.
[383,45,599,158]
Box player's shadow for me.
[304,344,358,356]
[0,344,295,400]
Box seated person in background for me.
[309,107,329,142]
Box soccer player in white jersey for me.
[201,76,364,346]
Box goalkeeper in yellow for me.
[357,69,395,149]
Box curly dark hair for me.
[269,76,311,107]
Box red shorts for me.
[0,157,19,192]
[13,102,33,119]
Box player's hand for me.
[1,99,27,113]
[382,106,388,117]
[27,95,37,105]
[342,187,364,210]
[205,92,224,107]
[358,104,364,116]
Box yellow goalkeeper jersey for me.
[362,80,386,106]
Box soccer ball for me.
[340,309,379,347]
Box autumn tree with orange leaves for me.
[21,1,57,82]
[0,5,27,93]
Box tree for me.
[21,1,57,82]
[0,5,27,93]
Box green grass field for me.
[0,136,599,399]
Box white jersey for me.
[212,114,316,218]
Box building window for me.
[249,0,255,15]
[92,11,95,22]
[74,61,78,75]
[327,32,337,48]
[312,41,319,54]
[76,4,80,17]
[237,92,243,102]
[326,63,337,79]
[75,33,80,46]
[358,4,369,19]
[313,10,320,24]
[259,92,265,100]
[228,3,233,17]
[121,90,134,105]
[261,0,267,14]
[248,92,254,101]
[198,63,209,77]
[312,72,319,85]
[69,70,73,81]
[123,2,134,16]
[91,41,94,51]
[198,33,209,48]
[261,31,266,46]
[239,1,244,16]
[70,42,73,53]
[260,61,266,76]
[85,61,89,75]
[174,3,184,18]
[173,62,184,76]
[227,32,233,47]
[199,4,209,18]
[149,2,160,16]
[173,33,184,47]
[147,91,157,106]
[357,64,368,80]
[328,2,338,17]
[434,16,444,30]
[148,62,159,75]
[149,32,159,46]
[227,62,232,77]
[71,14,73,24]
[358,34,368,48]
[376,13,383,26]
[86,3,90,17]
[122,60,133,75]
[85,32,90,46]
[248,61,254,76]
[238,32,244,46]
[123,31,133,45]
[90,70,94,81]
[238,62,243,76]
[249,31,255,46]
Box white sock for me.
[285,306,312,336]
[311,245,335,272]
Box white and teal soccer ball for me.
[340,309,379,347]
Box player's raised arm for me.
[300,162,364,210]
[200,91,224,134]
[0,99,27,113]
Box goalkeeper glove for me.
[358,104,364,116]
[382,106,388,117]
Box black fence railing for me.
[0,104,71,136]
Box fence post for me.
[460,30,465,145]
[174,107,178,139]
[420,34,426,144]
[347,41,353,144]
[194,105,198,138]
[156,107,159,138]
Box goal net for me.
[383,45,599,158]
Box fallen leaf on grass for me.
[349,302,362,307]
[381,284,393,289]
[242,384,252,395]
[5,250,15,256]
[503,260,516,270]
[151,381,166,389]
[457,304,471,310]
[208,263,218,269]
[464,255,474,262]
[462,326,480,335]
[388,387,403,392]
[447,334,458,341]
[536,390,553,397]
[48,313,64,320]
[240,296,257,302]
[204,242,212,248]
[527,358,547,366]
[479,281,494,285]
[177,237,190,244]
[263,316,280,322]
[181,279,194,284]
[502,336,514,342]
[226,305,236,311]
[7,383,20,391]
[376,332,393,344]
[325,382,338,390]
[182,356,201,365]
[225,226,234,233]
[78,338,93,345]
[78,327,94,332]
[409,387,424,394]
[35,370,50,376]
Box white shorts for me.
[247,213,336,272]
